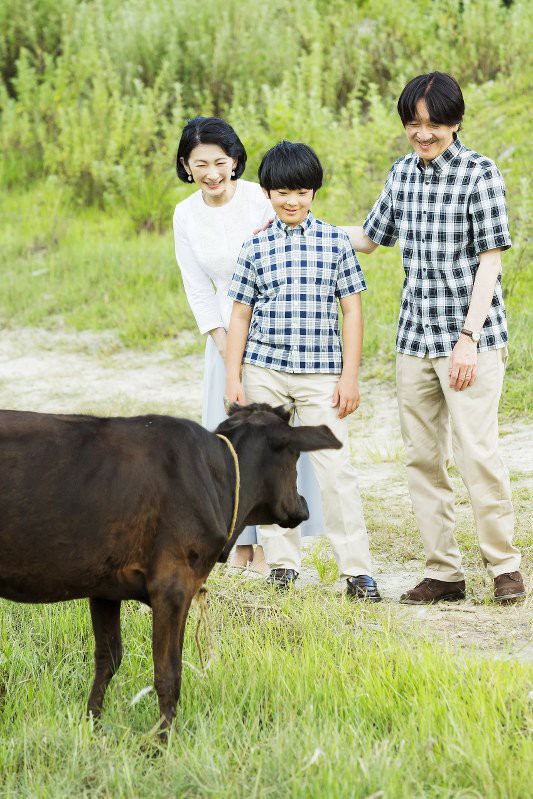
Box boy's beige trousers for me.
[396,348,520,581]
[242,364,373,578]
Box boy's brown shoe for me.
[494,571,526,603]
[400,577,466,605]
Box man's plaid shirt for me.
[363,136,511,358]
[228,212,366,373]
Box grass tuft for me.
[1,580,531,798]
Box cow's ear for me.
[288,425,342,452]
[268,425,292,451]
[268,424,342,452]
[272,403,293,422]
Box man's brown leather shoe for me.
[494,571,526,603]
[400,577,466,604]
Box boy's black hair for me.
[176,117,247,182]
[258,141,323,194]
[397,72,464,128]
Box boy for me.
[225,140,380,600]
[345,72,524,604]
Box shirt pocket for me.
[303,263,336,295]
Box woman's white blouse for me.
[173,180,272,334]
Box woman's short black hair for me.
[258,141,323,194]
[397,72,465,128]
[175,117,247,182]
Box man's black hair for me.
[397,72,465,128]
[176,117,247,182]
[258,141,323,194]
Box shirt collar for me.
[274,211,315,236]
[416,135,465,175]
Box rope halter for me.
[216,433,240,539]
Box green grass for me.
[0,5,531,794]
[0,181,199,352]
[1,580,531,799]
[0,427,530,799]
[1,482,531,798]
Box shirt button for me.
[425,324,429,328]
[424,295,428,299]
[423,210,427,215]
[421,238,425,242]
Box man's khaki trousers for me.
[243,364,373,579]
[396,348,520,581]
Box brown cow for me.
[0,403,340,732]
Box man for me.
[345,72,524,604]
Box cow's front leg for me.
[149,575,196,733]
[87,597,122,718]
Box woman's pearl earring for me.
[231,170,235,177]
[187,173,193,182]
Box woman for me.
[173,117,323,571]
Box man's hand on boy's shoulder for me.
[252,218,274,235]
[332,374,360,419]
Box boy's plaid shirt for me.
[228,212,366,373]
[363,137,511,358]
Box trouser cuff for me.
[488,560,522,579]
[424,568,465,582]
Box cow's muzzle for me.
[277,493,309,529]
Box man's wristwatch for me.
[461,328,481,344]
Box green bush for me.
[1,0,531,214]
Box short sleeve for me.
[173,208,224,335]
[363,168,398,247]
[469,166,512,254]
[335,235,367,298]
[227,242,258,306]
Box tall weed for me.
[1,0,531,215]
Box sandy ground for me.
[0,328,531,662]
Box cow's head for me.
[216,403,341,549]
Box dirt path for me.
[1,328,531,662]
